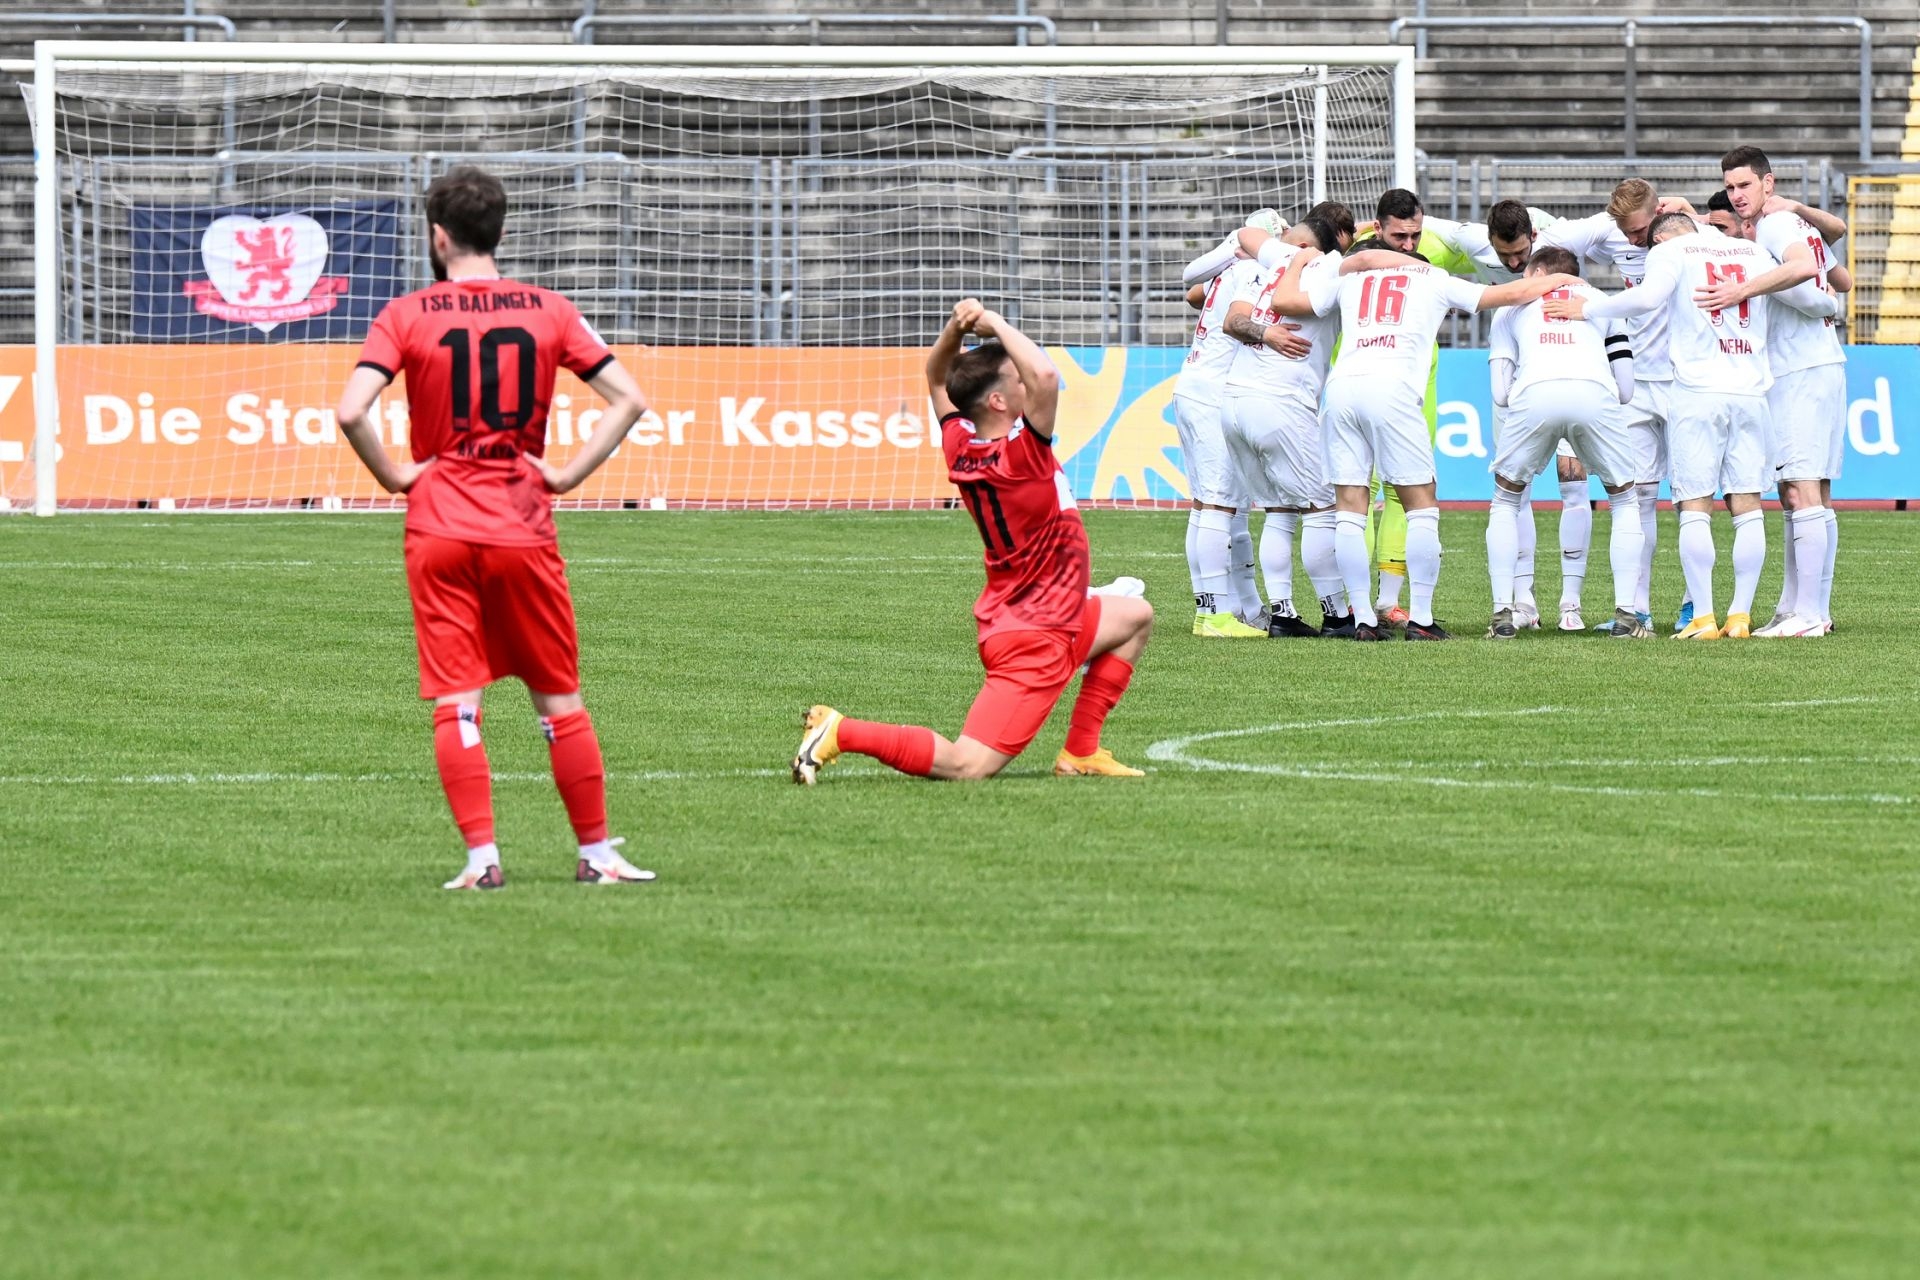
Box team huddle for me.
[1174,144,1848,641]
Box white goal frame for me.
[27,40,1417,516]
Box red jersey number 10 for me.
[1702,263,1751,329]
[1355,273,1408,328]
[437,326,537,433]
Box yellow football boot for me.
[1720,612,1752,639]
[1672,615,1722,641]
[791,705,844,785]
[1054,748,1146,777]
[1192,611,1267,638]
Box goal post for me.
[20,40,1415,515]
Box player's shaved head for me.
[1649,211,1696,243]
[1304,201,1356,248]
[1526,246,1579,278]
[1607,178,1659,247]
[947,341,1016,421]
[426,165,507,256]
[1486,199,1538,273]
[1298,215,1340,254]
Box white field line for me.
[1144,700,1914,807]
[0,550,1191,573]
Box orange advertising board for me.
[0,345,954,506]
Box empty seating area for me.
[2,2,1916,345]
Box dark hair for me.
[425,165,507,255]
[1375,188,1424,223]
[1400,249,1431,265]
[1720,144,1771,178]
[1649,211,1696,241]
[1300,215,1340,254]
[946,341,1012,419]
[1487,199,1533,244]
[1304,200,1356,241]
[1707,189,1735,214]
[1528,246,1579,277]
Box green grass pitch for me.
[3,508,1917,1278]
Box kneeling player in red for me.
[793,298,1153,784]
[336,165,657,889]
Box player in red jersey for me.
[792,298,1154,783]
[335,165,657,889]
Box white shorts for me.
[1222,390,1334,509]
[1321,379,1433,489]
[1766,363,1847,482]
[1173,393,1247,508]
[1622,379,1673,485]
[1667,388,1770,501]
[1494,379,1638,490]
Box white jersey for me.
[1586,233,1774,397]
[1489,282,1622,397]
[1174,258,1264,404]
[1539,211,1672,381]
[1753,211,1845,375]
[1222,246,1343,401]
[1323,262,1485,397]
[1422,208,1561,284]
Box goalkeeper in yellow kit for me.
[1344,189,1482,625]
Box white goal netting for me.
[12,47,1407,512]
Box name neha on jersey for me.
[1717,336,1756,355]
[419,289,548,314]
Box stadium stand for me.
[2,1,1917,346]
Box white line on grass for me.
[1144,704,1913,806]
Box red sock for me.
[1064,654,1134,757]
[432,703,494,847]
[541,709,609,844]
[838,718,937,777]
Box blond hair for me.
[1607,178,1656,221]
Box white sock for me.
[1334,510,1378,626]
[1559,479,1591,608]
[1485,486,1525,610]
[1677,509,1716,621]
[1302,512,1346,617]
[1184,508,1205,599]
[1606,490,1646,612]
[1404,507,1441,627]
[1512,499,1537,610]
[1773,506,1796,619]
[1194,508,1234,615]
[1729,509,1764,618]
[1635,481,1660,615]
[466,841,500,873]
[580,837,615,864]
[1789,506,1828,621]
[1259,511,1298,612]
[1228,510,1261,620]
[1820,507,1838,622]
[1376,569,1405,611]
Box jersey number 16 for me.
[1355,274,1408,328]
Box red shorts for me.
[960,596,1102,757]
[404,532,580,700]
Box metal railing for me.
[573,7,1053,48]
[1,11,236,43]
[1388,15,1877,163]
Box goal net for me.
[12,43,1411,514]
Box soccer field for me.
[3,508,1917,1278]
